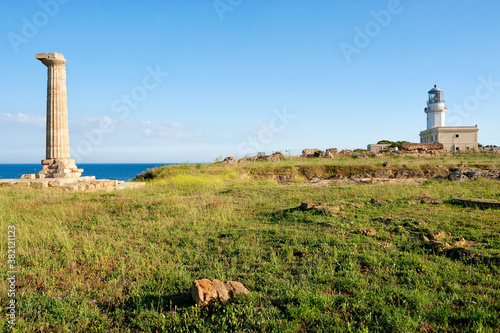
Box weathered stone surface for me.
[401,143,445,151]
[372,170,394,178]
[265,152,284,161]
[452,198,500,210]
[32,53,83,179]
[0,178,142,192]
[302,149,321,158]
[191,279,218,307]
[300,202,342,214]
[428,240,451,250]
[449,170,468,181]
[339,149,353,156]
[428,230,447,241]
[421,197,443,204]
[453,237,468,248]
[320,148,338,158]
[225,281,250,298]
[191,279,249,306]
[222,156,238,164]
[358,229,377,236]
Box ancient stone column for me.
[36,53,82,178]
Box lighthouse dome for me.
[428,84,444,104]
[428,84,443,94]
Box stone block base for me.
[38,159,83,178]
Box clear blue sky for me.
[1,0,499,163]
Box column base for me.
[38,159,83,178]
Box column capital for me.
[36,52,66,66]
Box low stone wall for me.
[401,143,445,151]
[0,177,144,191]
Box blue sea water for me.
[0,164,171,181]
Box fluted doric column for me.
[37,53,70,159]
[36,52,82,178]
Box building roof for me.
[420,126,479,135]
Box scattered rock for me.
[300,202,342,215]
[378,243,392,248]
[428,230,447,240]
[265,152,285,162]
[421,197,443,204]
[347,202,365,209]
[339,149,353,156]
[382,161,390,167]
[300,202,318,210]
[449,170,468,181]
[452,198,500,210]
[418,235,430,242]
[427,240,451,250]
[222,156,238,164]
[453,237,468,248]
[225,281,250,298]
[191,279,249,306]
[354,154,368,159]
[358,229,377,236]
[302,149,321,158]
[320,148,339,158]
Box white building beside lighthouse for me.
[419,85,478,151]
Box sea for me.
[0,164,172,181]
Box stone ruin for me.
[21,53,83,179]
[302,148,352,158]
[398,142,447,156]
[400,142,445,152]
[0,53,144,191]
[222,152,286,163]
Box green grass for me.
[1,154,499,332]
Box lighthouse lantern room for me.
[424,85,447,130]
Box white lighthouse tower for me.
[424,85,446,129]
[419,84,478,151]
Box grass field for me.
[1,154,499,332]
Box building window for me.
[456,147,460,151]
[455,134,460,138]
[420,138,423,143]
